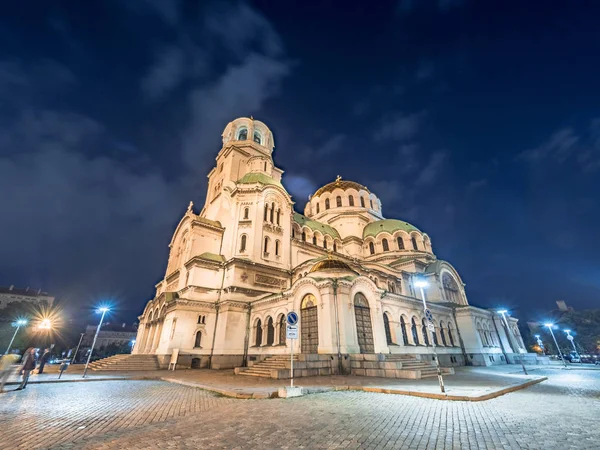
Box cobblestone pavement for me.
[1,369,598,449]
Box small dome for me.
[313,178,370,198]
[310,258,356,273]
[221,117,274,152]
[363,219,421,239]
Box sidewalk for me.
[6,363,587,401]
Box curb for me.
[161,378,278,399]
[4,377,129,386]
[334,376,548,401]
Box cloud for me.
[373,112,424,142]
[140,47,186,100]
[517,120,600,172]
[285,175,317,202]
[415,151,446,186]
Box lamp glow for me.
[544,323,553,328]
[534,334,540,338]
[497,309,508,314]
[38,318,52,329]
[564,329,571,333]
[16,319,28,326]
[97,307,110,313]
[414,279,428,288]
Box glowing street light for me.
[83,306,110,378]
[38,318,52,330]
[497,309,527,375]
[544,323,567,368]
[564,329,578,357]
[412,277,445,393]
[4,319,28,355]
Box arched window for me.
[243,207,249,219]
[301,293,317,308]
[323,240,327,249]
[253,131,262,144]
[397,237,405,249]
[333,243,337,252]
[197,315,203,324]
[194,331,202,348]
[432,325,439,345]
[292,227,295,238]
[255,319,262,346]
[276,209,280,225]
[383,313,393,345]
[270,202,275,222]
[278,315,286,345]
[263,237,269,255]
[440,322,447,346]
[237,128,248,140]
[382,239,389,251]
[266,317,274,345]
[369,242,375,255]
[369,199,373,209]
[240,235,247,253]
[264,204,268,221]
[275,240,280,256]
[264,161,267,171]
[411,318,419,345]
[325,199,330,210]
[348,196,354,206]
[421,318,430,345]
[411,237,418,250]
[360,197,365,208]
[442,273,461,304]
[336,196,342,207]
[302,231,306,242]
[400,316,409,345]
[316,203,320,214]
[313,235,317,245]
[448,325,455,347]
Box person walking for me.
[38,348,50,374]
[0,354,19,393]
[15,348,36,391]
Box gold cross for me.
[335,175,341,183]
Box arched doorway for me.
[301,294,318,353]
[354,293,374,353]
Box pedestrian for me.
[38,348,51,374]
[0,354,19,393]
[15,347,36,391]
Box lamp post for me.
[4,319,27,355]
[131,339,136,353]
[498,310,527,375]
[563,329,578,358]
[414,278,445,393]
[83,307,109,378]
[71,333,85,364]
[545,323,567,368]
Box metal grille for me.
[354,305,375,353]
[301,306,318,353]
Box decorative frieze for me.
[263,222,284,234]
[254,273,287,288]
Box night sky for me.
[1,1,599,324]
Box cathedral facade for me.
[133,117,530,372]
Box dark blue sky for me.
[1,0,599,323]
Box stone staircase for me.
[235,354,335,379]
[88,354,160,371]
[350,354,454,379]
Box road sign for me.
[425,309,433,322]
[286,324,298,339]
[287,311,299,326]
[567,334,574,341]
[427,322,435,332]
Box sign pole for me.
[290,335,294,388]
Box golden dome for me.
[309,258,355,273]
[313,176,370,198]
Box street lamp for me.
[4,319,27,355]
[83,307,110,378]
[131,339,136,353]
[498,310,527,375]
[563,329,578,358]
[545,323,567,368]
[413,277,445,393]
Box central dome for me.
[313,178,370,198]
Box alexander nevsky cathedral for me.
[133,117,534,379]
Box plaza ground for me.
[1,367,598,449]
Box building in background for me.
[0,285,54,309]
[82,322,138,349]
[134,117,535,374]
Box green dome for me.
[363,219,421,239]
[237,172,283,188]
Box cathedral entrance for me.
[354,293,374,353]
[301,294,319,353]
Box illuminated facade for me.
[134,117,531,372]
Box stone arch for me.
[399,314,410,345]
[410,315,420,345]
[441,270,463,304]
[383,311,394,345]
[276,312,287,345]
[265,316,275,346]
[253,317,263,347]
